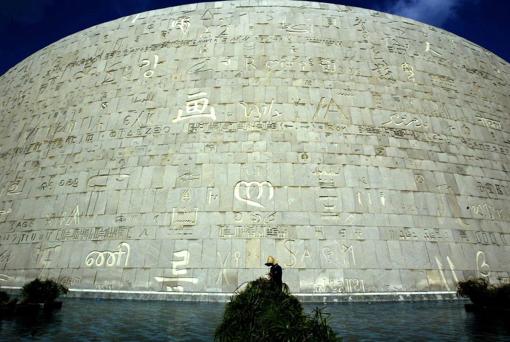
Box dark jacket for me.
[269,264,282,287]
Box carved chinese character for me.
[173,91,216,123]
[154,250,198,291]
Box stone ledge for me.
[2,286,460,303]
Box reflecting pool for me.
[1,299,509,341]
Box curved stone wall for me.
[0,0,509,298]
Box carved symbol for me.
[476,251,490,278]
[131,14,140,23]
[216,251,232,285]
[172,16,191,34]
[133,92,155,104]
[207,188,218,204]
[234,212,243,222]
[471,203,503,220]
[171,250,190,275]
[6,177,23,195]
[280,19,313,34]
[341,245,356,266]
[319,58,337,73]
[234,181,274,208]
[425,42,442,56]
[476,116,502,130]
[123,14,141,23]
[382,113,427,128]
[59,205,80,226]
[386,36,409,54]
[321,247,335,265]
[379,192,386,206]
[154,250,198,292]
[180,188,191,202]
[220,57,231,66]
[35,244,61,267]
[0,250,11,265]
[85,243,130,267]
[0,208,12,215]
[240,100,274,119]
[101,61,122,84]
[188,58,212,74]
[87,174,130,188]
[283,239,297,267]
[172,91,216,123]
[140,55,159,78]
[401,63,416,82]
[171,208,198,226]
[115,215,127,223]
[0,274,13,282]
[435,256,458,291]
[201,9,213,20]
[312,97,347,122]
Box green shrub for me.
[21,278,68,304]
[0,291,9,304]
[215,278,341,342]
[457,278,510,308]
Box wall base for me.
[2,286,460,303]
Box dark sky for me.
[0,0,509,76]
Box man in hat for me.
[265,256,282,290]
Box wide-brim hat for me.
[265,256,276,266]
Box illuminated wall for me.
[0,0,509,298]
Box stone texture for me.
[0,0,509,300]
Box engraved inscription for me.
[155,250,198,292]
[85,242,130,267]
[234,181,274,208]
[173,91,216,123]
[476,251,490,279]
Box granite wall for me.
[0,0,509,298]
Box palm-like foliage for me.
[215,278,341,342]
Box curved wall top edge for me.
[1,0,509,79]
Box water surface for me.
[1,299,509,341]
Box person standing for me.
[265,256,282,290]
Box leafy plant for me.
[21,278,68,304]
[457,278,510,308]
[215,277,341,341]
[0,291,9,304]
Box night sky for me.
[0,0,509,76]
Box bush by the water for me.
[215,278,341,342]
[21,278,68,304]
[457,278,510,308]
[0,291,10,304]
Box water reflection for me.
[1,299,509,341]
[463,308,510,341]
[2,309,62,340]
[303,301,510,342]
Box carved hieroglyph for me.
[0,0,509,298]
